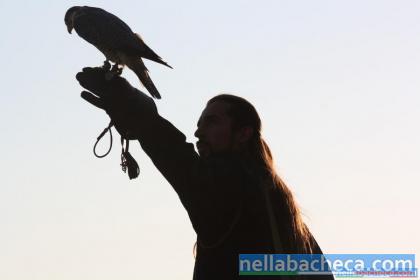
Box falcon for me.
[65,6,172,99]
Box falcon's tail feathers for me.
[148,57,173,69]
[127,58,161,99]
[134,33,173,69]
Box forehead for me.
[198,101,231,124]
[203,101,230,115]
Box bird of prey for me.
[65,6,172,99]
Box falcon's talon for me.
[102,60,111,71]
[110,64,123,76]
[111,63,119,71]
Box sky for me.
[0,0,419,279]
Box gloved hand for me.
[76,67,158,140]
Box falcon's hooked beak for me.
[67,24,73,34]
[64,6,80,34]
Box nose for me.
[194,126,202,139]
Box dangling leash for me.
[93,120,140,179]
[120,137,140,179]
[93,121,114,158]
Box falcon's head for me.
[64,6,81,34]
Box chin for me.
[198,150,210,158]
[197,144,211,158]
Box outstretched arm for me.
[76,67,243,245]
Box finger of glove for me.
[81,91,106,110]
[76,67,134,100]
[76,68,109,97]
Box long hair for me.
[207,94,313,253]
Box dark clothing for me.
[136,115,334,280]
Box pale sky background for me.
[0,0,419,279]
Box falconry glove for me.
[76,67,158,179]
